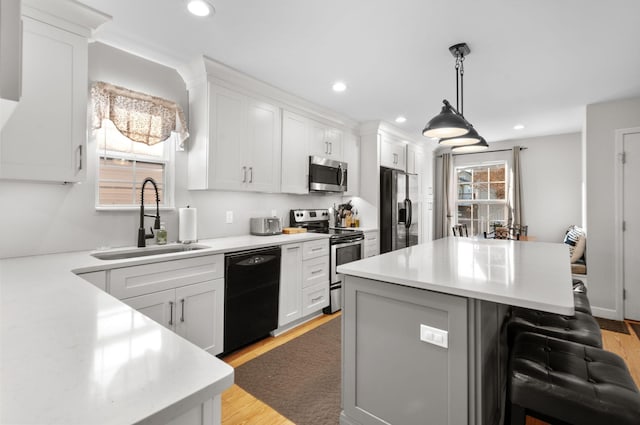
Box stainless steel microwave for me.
[308,156,348,193]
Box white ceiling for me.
[78,0,640,143]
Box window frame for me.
[454,161,508,236]
[94,121,176,211]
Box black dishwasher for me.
[224,246,281,354]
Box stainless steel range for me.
[290,209,364,313]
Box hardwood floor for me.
[220,315,640,425]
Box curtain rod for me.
[436,147,527,158]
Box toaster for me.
[250,217,282,236]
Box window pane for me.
[100,157,134,182]
[474,183,488,200]
[457,205,472,220]
[458,184,472,200]
[99,181,135,205]
[489,183,506,200]
[489,165,505,182]
[474,168,488,182]
[457,169,472,183]
[488,204,507,222]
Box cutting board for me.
[283,227,307,234]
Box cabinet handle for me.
[393,153,398,164]
[77,145,83,171]
[169,301,174,326]
[311,296,323,303]
[311,269,323,274]
[242,166,247,183]
[180,298,185,322]
[249,167,253,183]
[328,142,332,155]
[311,247,323,252]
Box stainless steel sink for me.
[91,244,208,260]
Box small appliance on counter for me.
[250,217,282,236]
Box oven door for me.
[331,237,364,284]
[309,156,348,192]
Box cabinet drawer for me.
[302,256,329,289]
[110,254,224,299]
[303,239,329,260]
[302,281,329,315]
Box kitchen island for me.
[336,237,574,425]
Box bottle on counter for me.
[354,209,360,227]
[156,222,167,245]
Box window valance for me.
[91,81,189,146]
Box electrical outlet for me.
[420,324,448,349]
[271,209,277,217]
[226,211,233,224]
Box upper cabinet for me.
[281,109,349,194]
[380,133,407,171]
[0,0,22,129]
[187,82,281,192]
[0,1,109,183]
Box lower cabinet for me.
[279,240,330,327]
[122,278,224,356]
[364,230,379,258]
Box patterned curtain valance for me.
[91,81,189,146]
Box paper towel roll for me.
[179,207,198,243]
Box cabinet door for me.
[308,119,329,158]
[281,110,309,194]
[208,84,247,191]
[123,289,176,330]
[326,127,343,160]
[279,243,303,326]
[302,280,329,315]
[343,133,360,196]
[380,135,406,171]
[406,144,424,175]
[1,17,87,182]
[246,99,281,192]
[175,279,224,355]
[364,230,380,258]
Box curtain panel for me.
[434,152,453,239]
[510,145,523,226]
[91,81,189,146]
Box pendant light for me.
[451,137,489,153]
[423,43,486,149]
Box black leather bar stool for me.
[507,307,602,348]
[507,332,640,425]
[573,291,591,315]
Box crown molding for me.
[22,0,111,37]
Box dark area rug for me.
[235,317,341,425]
[629,321,640,341]
[595,317,630,334]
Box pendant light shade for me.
[422,100,470,138]
[439,125,482,146]
[451,137,489,153]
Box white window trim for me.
[94,128,176,211]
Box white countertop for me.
[0,232,328,424]
[337,237,574,315]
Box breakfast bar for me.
[336,237,574,425]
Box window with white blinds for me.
[96,119,172,208]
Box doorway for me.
[617,128,640,320]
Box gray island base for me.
[337,238,574,425]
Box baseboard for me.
[271,311,324,337]
[591,306,621,320]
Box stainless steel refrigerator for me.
[380,167,420,253]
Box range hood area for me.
[0,0,22,129]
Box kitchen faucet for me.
[138,177,161,247]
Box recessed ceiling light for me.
[187,0,214,17]
[332,81,347,92]
[513,124,525,130]
[395,116,407,124]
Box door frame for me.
[614,126,640,319]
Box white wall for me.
[437,132,582,243]
[0,43,341,259]
[585,96,640,318]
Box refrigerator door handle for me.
[405,199,412,228]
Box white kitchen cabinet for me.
[380,134,407,171]
[278,239,330,328]
[0,0,21,129]
[364,230,380,258]
[343,132,360,196]
[188,83,281,192]
[0,17,86,182]
[279,243,303,326]
[406,143,425,175]
[123,279,224,355]
[281,109,345,194]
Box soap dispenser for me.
[156,222,167,245]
